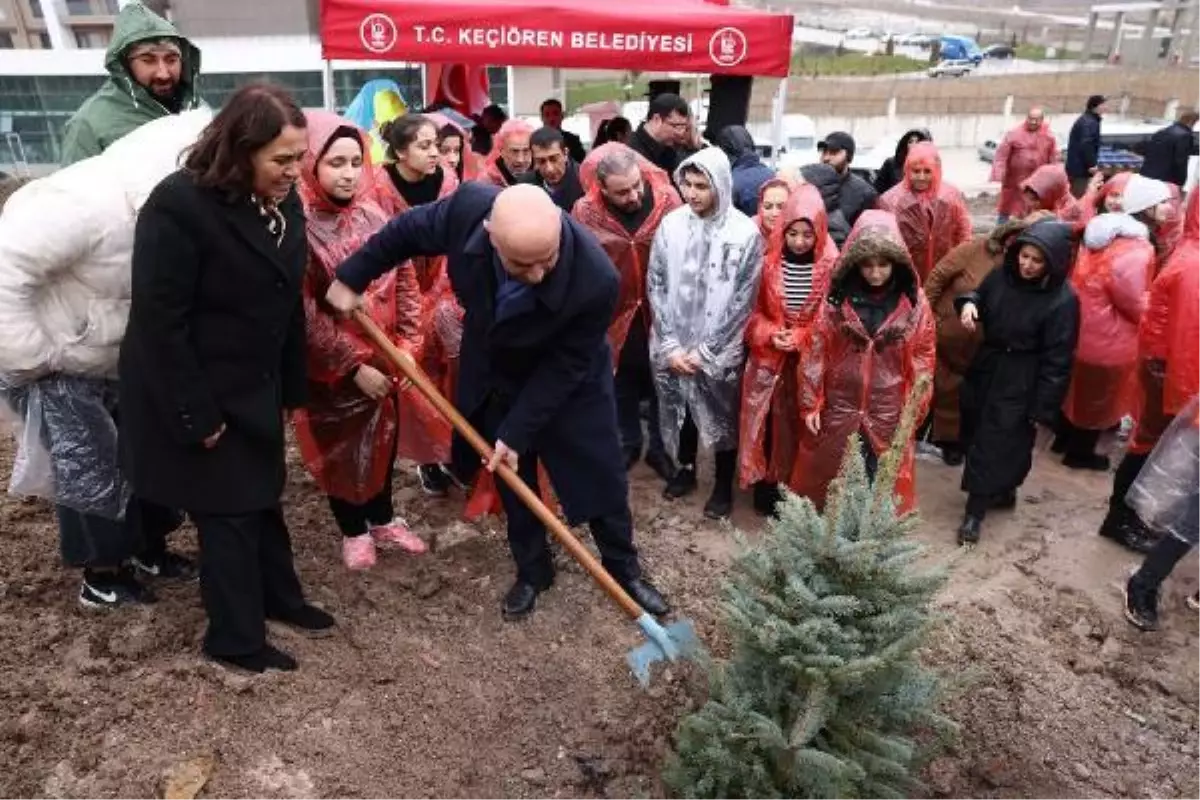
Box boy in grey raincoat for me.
[647,146,763,519]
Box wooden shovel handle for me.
[354,311,645,621]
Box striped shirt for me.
[781,256,815,313]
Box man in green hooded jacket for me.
[60,2,202,166]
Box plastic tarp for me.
[320,0,794,77]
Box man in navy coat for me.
[328,183,669,620]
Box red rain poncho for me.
[292,113,422,504]
[1062,212,1157,430]
[1021,164,1085,224]
[795,210,936,512]
[754,176,796,241]
[572,143,681,363]
[375,145,462,465]
[1131,191,1200,453]
[990,121,1060,219]
[1151,183,1185,271]
[738,184,839,489]
[479,119,533,188]
[878,142,972,282]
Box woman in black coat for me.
[119,83,334,673]
[954,220,1080,546]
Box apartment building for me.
[0,0,516,166]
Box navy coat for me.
[1066,110,1102,179]
[337,182,628,524]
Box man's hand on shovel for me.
[485,440,519,473]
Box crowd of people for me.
[0,2,1196,674]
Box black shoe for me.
[210,643,298,673]
[991,491,1017,510]
[957,515,982,547]
[752,482,783,517]
[268,603,336,636]
[418,464,451,497]
[1098,508,1156,554]
[704,484,734,520]
[620,577,670,616]
[502,577,553,621]
[131,551,199,582]
[644,450,677,482]
[941,445,964,466]
[1124,575,1159,631]
[663,466,697,499]
[1063,453,1111,471]
[79,567,157,610]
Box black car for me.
[984,44,1015,59]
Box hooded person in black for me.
[800,162,852,246]
[715,124,775,217]
[874,128,931,195]
[954,220,1080,545]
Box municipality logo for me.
[360,13,398,54]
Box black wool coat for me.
[956,220,1080,497]
[337,181,627,525]
[118,170,308,515]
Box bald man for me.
[328,183,669,620]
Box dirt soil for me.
[0,426,1196,798]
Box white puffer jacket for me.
[0,109,213,385]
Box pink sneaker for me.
[342,533,377,570]
[370,519,428,554]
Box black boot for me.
[644,450,677,482]
[752,482,782,517]
[957,515,982,546]
[1124,574,1160,631]
[502,576,553,620]
[1098,506,1156,554]
[991,491,1017,510]
[664,465,698,499]
[940,444,964,466]
[619,577,670,616]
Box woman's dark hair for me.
[437,123,465,179]
[605,116,632,143]
[184,82,306,198]
[380,114,436,160]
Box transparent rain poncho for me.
[647,147,764,456]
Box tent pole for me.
[771,77,787,168]
[322,60,336,111]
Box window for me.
[27,0,43,20]
[74,28,109,48]
[65,0,94,16]
[0,33,14,49]
[487,66,508,109]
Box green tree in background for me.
[664,381,955,798]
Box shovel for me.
[354,311,700,687]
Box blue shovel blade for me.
[626,614,701,688]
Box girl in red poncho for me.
[1019,164,1085,224]
[739,184,839,515]
[879,141,973,282]
[293,112,429,570]
[375,114,463,497]
[796,210,936,513]
[1058,175,1174,471]
[1100,190,1199,552]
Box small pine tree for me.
[664,383,955,799]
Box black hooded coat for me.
[955,220,1080,496]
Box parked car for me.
[845,27,873,39]
[984,44,1016,59]
[928,59,975,78]
[939,35,984,65]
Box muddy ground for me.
[0,423,1196,798]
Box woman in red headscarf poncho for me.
[795,210,936,513]
[293,112,429,570]
[374,114,463,498]
[878,141,973,282]
[739,183,839,515]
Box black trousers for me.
[677,412,737,488]
[966,492,990,520]
[57,497,182,569]
[327,421,399,537]
[1130,535,1193,594]
[1109,452,1148,515]
[495,450,640,587]
[614,318,665,460]
[192,507,306,657]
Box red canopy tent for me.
[319,0,794,80]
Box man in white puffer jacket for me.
[0,108,212,609]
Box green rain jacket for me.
[59,3,202,166]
